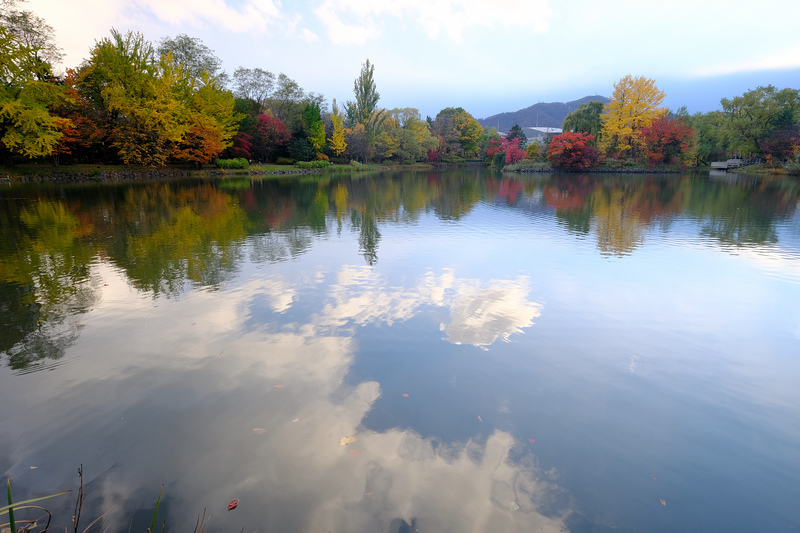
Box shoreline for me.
[0,162,790,185]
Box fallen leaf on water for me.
[340,436,357,445]
[652,474,658,480]
[660,499,666,506]
[402,393,409,397]
[528,438,536,444]
[364,492,373,496]
[228,500,238,511]
[30,466,38,470]
[292,417,300,422]
[275,384,285,388]
[509,501,520,511]
[477,415,483,423]
[252,428,267,435]
[348,449,362,457]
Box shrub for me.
[296,160,331,169]
[547,132,599,170]
[276,157,294,165]
[215,158,249,169]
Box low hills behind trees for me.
[479,95,610,132]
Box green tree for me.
[562,100,604,144]
[506,124,527,148]
[720,85,800,155]
[348,59,379,127]
[0,3,67,163]
[432,107,482,158]
[0,0,62,71]
[232,67,274,114]
[157,34,224,82]
[302,100,326,152]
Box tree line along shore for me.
[2,1,798,178]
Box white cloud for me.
[314,0,552,45]
[132,0,283,32]
[688,44,800,78]
[313,2,382,45]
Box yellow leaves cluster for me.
[599,75,667,157]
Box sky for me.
[25,0,800,120]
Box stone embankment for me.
[0,167,320,185]
[507,166,683,174]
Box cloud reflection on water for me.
[319,266,542,348]
[1,260,561,532]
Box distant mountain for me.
[478,95,609,133]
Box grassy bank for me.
[0,161,440,185]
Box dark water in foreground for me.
[1,170,799,532]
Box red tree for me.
[547,132,599,170]
[251,114,290,162]
[487,136,526,164]
[639,116,693,167]
[229,132,253,159]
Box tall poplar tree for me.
[348,59,379,127]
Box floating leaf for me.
[29,466,38,470]
[660,499,666,506]
[339,436,357,446]
[348,449,362,457]
[252,428,266,435]
[528,438,535,444]
[275,384,285,388]
[509,501,520,511]
[292,418,300,423]
[228,500,238,511]
[402,393,409,398]
[477,415,483,423]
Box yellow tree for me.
[599,75,667,158]
[0,25,69,162]
[175,73,240,167]
[328,100,346,157]
[106,54,189,166]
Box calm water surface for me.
[1,170,799,532]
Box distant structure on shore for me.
[479,95,609,133]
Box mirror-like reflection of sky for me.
[1,171,800,532]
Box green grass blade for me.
[148,485,164,532]
[6,479,16,533]
[0,489,71,517]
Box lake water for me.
[1,170,799,532]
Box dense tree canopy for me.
[720,85,800,155]
[157,34,224,81]
[0,1,67,162]
[600,75,667,157]
[547,131,599,170]
[563,100,604,144]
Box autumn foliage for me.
[547,132,599,170]
[639,116,693,167]
[487,137,526,164]
[251,114,290,163]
